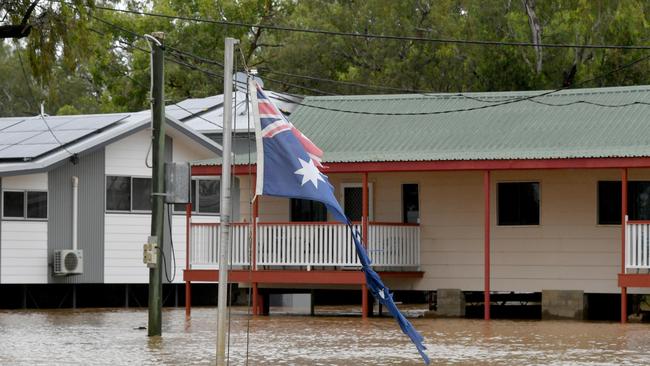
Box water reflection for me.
[1,307,650,365]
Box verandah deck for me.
[183,219,424,316]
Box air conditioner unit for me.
[53,249,83,276]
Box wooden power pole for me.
[146,32,166,337]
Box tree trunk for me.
[522,0,543,74]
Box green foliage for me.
[2,0,650,117]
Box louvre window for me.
[3,190,47,219]
[497,182,540,226]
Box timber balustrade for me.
[626,217,650,270]
[188,221,420,270]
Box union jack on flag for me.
[256,83,324,167]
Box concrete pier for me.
[436,289,466,317]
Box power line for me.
[91,12,650,107]
[271,52,650,116]
[91,14,337,96]
[92,13,650,116]
[16,49,38,112]
[529,100,650,108]
[57,0,650,51]
[121,33,650,116]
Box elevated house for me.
[184,85,650,322]
[0,106,221,306]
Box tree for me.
[3,0,650,118]
[0,0,39,39]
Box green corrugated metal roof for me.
[194,85,650,165]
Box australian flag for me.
[250,79,430,365]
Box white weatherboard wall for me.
[104,214,186,283]
[103,129,213,283]
[1,173,48,283]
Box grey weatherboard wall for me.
[48,149,105,283]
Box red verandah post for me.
[361,172,369,318]
[621,168,628,323]
[185,203,192,318]
[484,170,491,320]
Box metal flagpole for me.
[217,37,238,366]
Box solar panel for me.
[0,118,27,130]
[167,95,223,120]
[0,131,42,145]
[0,143,59,159]
[0,113,131,160]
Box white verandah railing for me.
[626,217,650,269]
[189,222,420,269]
[190,223,250,267]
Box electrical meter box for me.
[164,162,191,204]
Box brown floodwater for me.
[1,306,650,365]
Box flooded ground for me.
[1,306,650,365]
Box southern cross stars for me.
[294,158,325,188]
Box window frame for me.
[340,182,374,221]
[105,175,152,214]
[401,183,420,224]
[2,189,48,221]
[496,181,541,227]
[130,176,154,213]
[173,176,220,216]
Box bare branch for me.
[522,0,543,74]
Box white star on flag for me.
[294,158,325,188]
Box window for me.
[132,178,152,211]
[27,191,48,218]
[341,183,373,222]
[402,184,419,224]
[198,179,219,213]
[3,191,24,218]
[598,181,621,225]
[497,182,540,225]
[173,178,219,214]
[629,181,650,221]
[106,176,131,211]
[3,190,47,219]
[106,176,153,212]
[291,199,327,222]
[344,186,363,221]
[599,181,650,224]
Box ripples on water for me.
[1,306,650,365]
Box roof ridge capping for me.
[302,84,650,102]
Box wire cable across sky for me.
[55,0,650,51]
[86,11,650,117]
